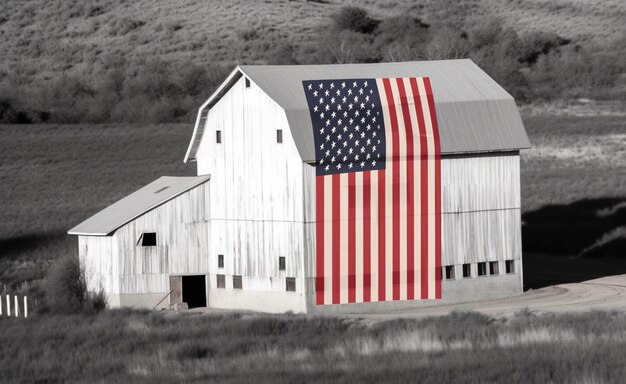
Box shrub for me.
[44,254,106,314]
[332,6,379,34]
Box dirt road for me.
[347,274,626,319]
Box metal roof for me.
[185,60,530,163]
[68,175,211,236]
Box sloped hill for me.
[1,0,624,83]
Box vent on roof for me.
[154,186,169,194]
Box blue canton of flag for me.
[303,79,386,176]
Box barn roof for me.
[184,60,530,163]
[68,175,210,236]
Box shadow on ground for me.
[523,197,626,289]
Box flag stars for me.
[324,90,329,96]
[341,82,346,88]
[359,88,364,95]
[330,97,335,104]
[330,82,335,89]
[308,84,312,90]
[313,91,318,97]
[347,89,353,95]
[319,83,324,89]
[352,81,357,87]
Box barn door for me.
[169,275,182,305]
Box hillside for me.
[1,0,624,82]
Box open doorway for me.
[182,275,207,308]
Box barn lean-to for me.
[69,60,530,313]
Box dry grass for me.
[0,310,625,383]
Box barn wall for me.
[110,183,210,308]
[79,235,120,302]
[195,76,307,312]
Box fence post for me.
[6,294,10,317]
[24,296,28,318]
[0,294,2,316]
[14,295,19,317]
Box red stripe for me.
[377,168,386,302]
[331,173,341,304]
[424,77,442,299]
[315,176,325,305]
[396,78,415,300]
[409,78,429,299]
[382,78,401,301]
[362,170,371,302]
[348,172,356,303]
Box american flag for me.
[303,77,442,305]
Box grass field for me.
[1,309,625,383]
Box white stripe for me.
[377,79,394,300]
[370,170,379,302]
[355,171,364,303]
[404,77,421,300]
[389,78,407,301]
[339,172,349,304]
[417,78,436,299]
[323,175,333,305]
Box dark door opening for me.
[182,275,207,309]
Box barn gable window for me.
[286,277,296,292]
[218,254,224,268]
[477,262,487,276]
[462,263,471,278]
[137,232,157,246]
[216,130,222,143]
[245,78,251,88]
[506,260,515,274]
[489,261,499,275]
[233,275,243,289]
[216,274,225,288]
[279,256,286,271]
[277,129,283,143]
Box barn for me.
[69,60,530,313]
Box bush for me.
[332,6,379,34]
[44,254,106,314]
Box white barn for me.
[69,60,530,313]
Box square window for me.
[218,254,224,268]
[489,261,499,275]
[286,277,296,292]
[139,232,156,246]
[233,275,242,289]
[462,263,471,278]
[477,262,487,276]
[506,260,515,274]
[445,265,455,280]
[279,256,286,271]
[277,129,283,143]
[216,274,225,289]
[216,130,222,143]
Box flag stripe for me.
[362,170,371,302]
[315,176,325,305]
[378,167,386,302]
[397,78,415,300]
[355,171,363,303]
[332,173,341,304]
[348,171,356,303]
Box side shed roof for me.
[68,175,210,236]
[185,60,530,163]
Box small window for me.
[139,232,157,246]
[489,261,499,275]
[279,256,286,271]
[277,129,283,143]
[286,277,296,292]
[233,275,242,289]
[477,262,487,276]
[218,254,224,269]
[445,265,455,280]
[506,260,515,274]
[462,263,471,278]
[245,78,251,88]
[216,274,225,289]
[216,130,222,144]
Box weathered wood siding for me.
[79,235,119,294]
[113,183,210,294]
[196,76,307,294]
